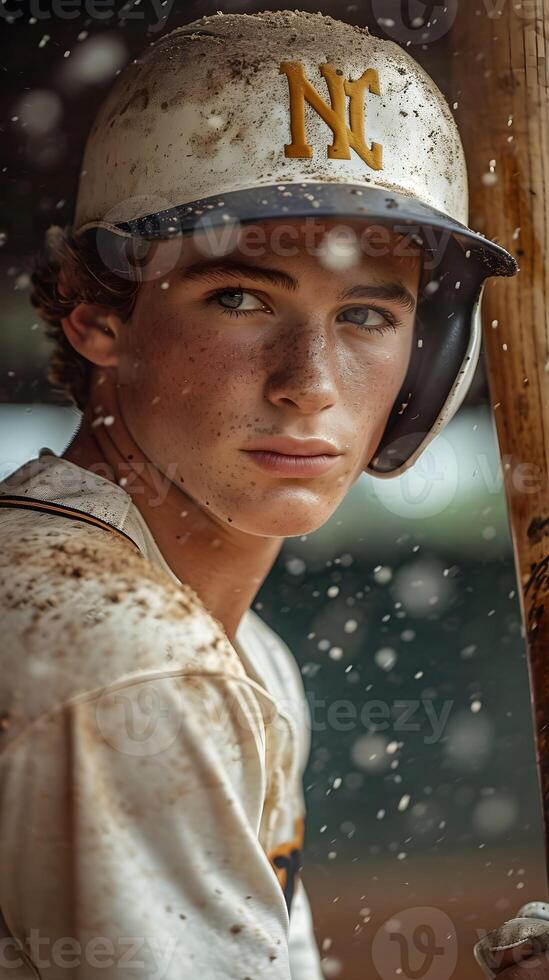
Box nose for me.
[263,326,339,415]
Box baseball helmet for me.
[73,10,518,478]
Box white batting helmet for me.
[73,10,518,477]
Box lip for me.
[242,436,342,456]
[242,450,341,477]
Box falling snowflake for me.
[374,647,397,671]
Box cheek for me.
[119,311,260,445]
[346,333,412,413]
[343,334,413,467]
[381,342,412,402]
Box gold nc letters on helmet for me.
[279,62,383,170]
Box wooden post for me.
[449,0,549,874]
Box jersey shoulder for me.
[0,507,248,737]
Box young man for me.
[0,9,540,980]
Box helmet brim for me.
[105,182,519,281]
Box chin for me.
[230,490,338,538]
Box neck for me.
[62,373,283,643]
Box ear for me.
[60,303,124,368]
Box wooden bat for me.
[448,0,549,879]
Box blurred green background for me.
[0,1,546,977]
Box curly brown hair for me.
[29,225,150,412]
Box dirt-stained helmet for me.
[73,10,518,477]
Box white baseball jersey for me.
[0,450,323,980]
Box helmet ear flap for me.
[367,234,484,477]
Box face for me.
[114,218,421,537]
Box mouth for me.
[242,451,341,477]
[243,436,342,456]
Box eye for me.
[208,288,271,315]
[337,306,397,332]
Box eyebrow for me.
[181,260,298,292]
[180,260,416,312]
[339,281,417,313]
